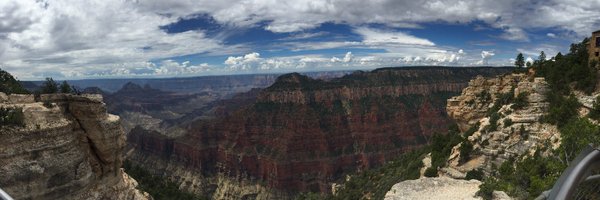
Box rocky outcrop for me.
[384,177,482,200]
[444,74,561,177]
[127,67,512,199]
[0,93,149,200]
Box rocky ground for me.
[384,177,482,200]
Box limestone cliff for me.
[0,93,149,200]
[443,74,560,177]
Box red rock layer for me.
[127,67,512,196]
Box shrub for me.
[485,113,500,132]
[0,107,25,127]
[503,118,513,128]
[588,96,600,120]
[424,167,438,177]
[465,169,484,181]
[463,123,480,138]
[459,141,473,164]
[123,161,207,200]
[43,100,54,108]
[477,178,500,200]
[511,92,529,110]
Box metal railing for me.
[0,188,13,200]
[536,145,600,200]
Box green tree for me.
[554,52,563,61]
[60,81,72,93]
[0,68,29,94]
[538,51,546,62]
[515,53,525,68]
[41,77,58,94]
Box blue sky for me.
[0,0,599,80]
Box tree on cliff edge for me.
[60,81,72,93]
[41,77,58,94]
[0,68,29,94]
[515,53,525,68]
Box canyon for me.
[125,67,512,199]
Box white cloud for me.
[355,27,434,46]
[476,51,495,65]
[3,0,599,78]
[137,0,600,40]
[547,33,557,38]
[331,52,353,63]
[0,0,230,79]
[526,57,534,65]
[225,52,261,66]
[499,27,529,41]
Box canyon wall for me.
[127,67,512,199]
[0,93,149,200]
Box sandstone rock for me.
[384,177,481,200]
[445,75,560,177]
[419,153,432,177]
[0,92,7,102]
[0,94,149,200]
[8,94,34,103]
[493,191,512,200]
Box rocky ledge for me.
[384,177,482,200]
[0,93,149,200]
[444,74,560,177]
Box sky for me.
[1,0,599,80]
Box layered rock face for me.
[127,67,512,199]
[0,93,149,200]
[444,74,561,177]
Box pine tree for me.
[515,53,525,68]
[60,81,72,93]
[538,51,546,62]
[41,78,58,94]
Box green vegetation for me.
[0,68,29,94]
[430,124,464,170]
[588,96,600,120]
[515,53,525,68]
[465,169,484,181]
[477,150,565,199]
[511,92,529,110]
[535,38,596,94]
[459,141,474,164]
[503,118,513,128]
[424,167,438,177]
[0,107,25,127]
[123,161,207,200]
[330,148,428,200]
[41,77,59,94]
[484,112,500,132]
[477,38,600,199]
[60,81,72,93]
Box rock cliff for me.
[127,67,512,199]
[444,73,561,177]
[0,93,149,200]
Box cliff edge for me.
[0,93,150,200]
